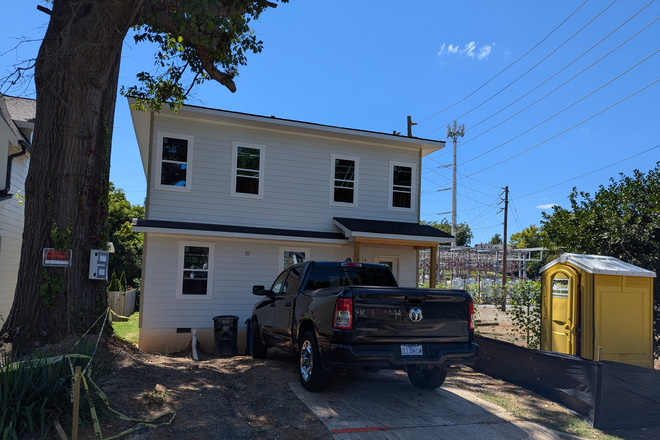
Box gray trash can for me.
[213,315,239,356]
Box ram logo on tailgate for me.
[408,308,423,322]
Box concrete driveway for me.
[290,369,580,440]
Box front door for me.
[545,266,580,355]
[375,256,399,282]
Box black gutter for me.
[0,139,29,198]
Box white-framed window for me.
[156,132,194,192]
[231,141,265,199]
[279,247,310,272]
[389,161,415,211]
[330,154,359,206]
[176,242,215,299]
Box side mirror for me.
[252,285,266,296]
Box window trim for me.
[176,241,215,300]
[231,141,265,199]
[279,247,311,272]
[388,161,416,211]
[329,154,359,207]
[155,132,194,193]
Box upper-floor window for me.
[232,142,264,199]
[177,242,215,299]
[157,132,194,192]
[389,162,415,210]
[330,154,359,206]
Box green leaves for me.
[123,0,288,111]
[505,280,542,349]
[422,219,474,246]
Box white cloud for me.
[535,204,556,210]
[478,45,492,60]
[462,41,476,57]
[438,42,493,60]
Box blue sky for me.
[2,1,658,244]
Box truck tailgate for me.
[351,288,471,342]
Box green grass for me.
[111,312,139,344]
[479,393,621,440]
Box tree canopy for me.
[422,219,473,247]
[1,0,288,349]
[541,163,660,354]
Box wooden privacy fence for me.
[108,289,136,322]
[472,335,660,430]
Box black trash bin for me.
[213,315,239,356]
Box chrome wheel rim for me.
[300,340,313,382]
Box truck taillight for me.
[333,298,353,330]
[468,301,475,331]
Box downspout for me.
[0,139,29,197]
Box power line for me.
[421,0,620,136]
[513,144,660,199]
[458,73,660,175]
[461,13,660,148]
[416,0,591,126]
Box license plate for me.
[401,344,423,356]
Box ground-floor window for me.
[177,242,215,299]
[280,247,310,271]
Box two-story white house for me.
[0,95,34,322]
[129,100,452,353]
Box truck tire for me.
[407,367,447,389]
[251,318,267,359]
[299,331,331,391]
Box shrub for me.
[505,280,542,349]
[119,271,127,291]
[0,338,114,439]
[107,271,121,291]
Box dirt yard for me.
[17,306,660,439]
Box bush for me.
[107,271,121,291]
[505,280,541,349]
[119,271,127,291]
[0,338,114,439]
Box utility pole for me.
[446,121,464,248]
[499,186,509,311]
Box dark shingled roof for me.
[134,219,346,240]
[333,217,453,238]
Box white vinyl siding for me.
[231,141,264,199]
[0,151,28,321]
[156,132,194,192]
[146,114,420,232]
[140,234,418,330]
[389,161,416,211]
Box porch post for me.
[353,241,361,263]
[430,245,438,288]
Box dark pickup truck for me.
[250,260,478,391]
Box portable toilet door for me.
[541,263,580,355]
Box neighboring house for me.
[129,100,452,353]
[0,95,34,322]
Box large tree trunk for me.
[1,0,142,350]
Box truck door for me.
[548,266,580,355]
[257,270,288,346]
[271,266,302,351]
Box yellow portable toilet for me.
[540,253,656,368]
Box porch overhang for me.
[333,217,453,246]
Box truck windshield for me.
[304,266,397,290]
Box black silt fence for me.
[472,336,660,430]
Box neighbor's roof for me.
[333,217,453,244]
[540,253,656,278]
[3,96,36,124]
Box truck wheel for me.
[407,367,447,389]
[251,318,267,359]
[299,331,331,391]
